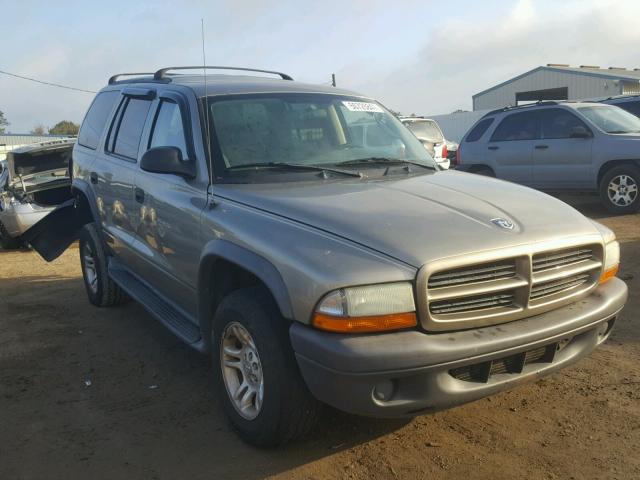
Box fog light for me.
[373,380,395,402]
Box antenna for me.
[201,19,214,189]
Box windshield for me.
[577,105,640,134]
[208,93,436,176]
[404,120,444,142]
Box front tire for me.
[212,287,320,447]
[599,165,640,214]
[79,223,129,306]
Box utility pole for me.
[331,73,336,87]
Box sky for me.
[2,0,640,133]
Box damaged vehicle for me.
[0,139,74,249]
[23,68,627,447]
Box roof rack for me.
[153,66,293,81]
[483,100,559,117]
[108,72,155,85]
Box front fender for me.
[197,239,294,347]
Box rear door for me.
[486,111,539,185]
[94,90,154,268]
[132,91,207,318]
[532,108,593,189]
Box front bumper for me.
[290,278,628,417]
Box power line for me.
[0,69,96,93]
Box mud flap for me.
[20,198,83,261]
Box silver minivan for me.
[457,101,640,214]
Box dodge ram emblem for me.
[491,217,515,230]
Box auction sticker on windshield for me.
[342,101,384,113]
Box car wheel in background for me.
[599,165,640,215]
[79,223,129,306]
[0,221,22,250]
[212,286,321,447]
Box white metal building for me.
[473,64,640,111]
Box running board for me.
[108,263,202,346]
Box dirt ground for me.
[1,194,639,480]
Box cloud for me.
[344,0,640,115]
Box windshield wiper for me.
[334,157,436,170]
[225,162,362,177]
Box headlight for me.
[600,240,620,284]
[313,282,417,333]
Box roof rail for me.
[153,66,293,81]
[108,73,155,85]
[482,100,559,118]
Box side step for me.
[108,264,202,345]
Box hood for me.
[217,170,601,267]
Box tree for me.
[49,120,79,135]
[0,110,8,134]
[31,124,47,135]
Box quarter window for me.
[539,109,588,139]
[111,98,152,159]
[149,100,188,159]
[490,112,538,142]
[77,91,119,149]
[465,118,494,142]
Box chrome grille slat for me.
[532,248,595,272]
[428,261,516,288]
[430,292,515,315]
[530,273,591,300]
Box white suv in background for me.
[400,117,452,169]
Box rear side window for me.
[465,118,494,142]
[616,100,640,118]
[111,98,152,159]
[149,100,188,159]
[490,112,539,142]
[78,91,119,149]
[539,109,588,139]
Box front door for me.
[532,108,594,189]
[133,94,207,319]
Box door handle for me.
[488,146,499,150]
[134,187,145,203]
[90,172,98,184]
[535,145,549,149]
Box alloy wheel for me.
[82,242,98,294]
[220,322,264,420]
[608,174,638,207]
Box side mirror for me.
[569,126,591,139]
[140,146,196,178]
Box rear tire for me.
[212,287,321,447]
[599,165,640,214]
[0,221,22,250]
[79,223,129,306]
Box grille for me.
[427,260,516,288]
[423,242,602,330]
[530,273,591,300]
[532,247,595,272]
[450,343,559,383]
[429,291,516,315]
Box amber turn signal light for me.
[599,265,619,284]
[312,312,417,333]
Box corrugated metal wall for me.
[473,70,624,110]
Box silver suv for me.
[457,101,640,214]
[25,68,628,446]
